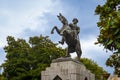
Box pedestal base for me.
[41,57,95,80]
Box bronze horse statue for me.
[51,13,82,61]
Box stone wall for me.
[41,57,95,80]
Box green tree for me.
[80,58,108,80]
[1,35,65,80]
[95,0,120,75]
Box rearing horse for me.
[51,13,82,61]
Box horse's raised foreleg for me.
[51,26,60,35]
[51,27,55,34]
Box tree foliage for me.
[80,58,108,80]
[95,0,120,75]
[1,35,65,80]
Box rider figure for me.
[69,18,80,40]
[59,18,80,44]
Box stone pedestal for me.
[41,57,95,80]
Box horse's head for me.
[57,13,68,25]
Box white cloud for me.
[81,36,100,57]
[0,0,62,47]
[80,35,114,73]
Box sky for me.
[0,0,114,74]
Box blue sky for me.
[0,0,114,74]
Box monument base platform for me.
[41,57,95,80]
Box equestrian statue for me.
[51,13,82,61]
